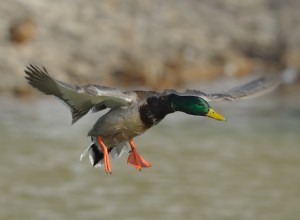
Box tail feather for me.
[80,142,129,168]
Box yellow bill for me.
[206,108,226,121]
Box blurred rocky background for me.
[0,0,299,96]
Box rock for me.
[12,85,33,97]
[9,18,36,44]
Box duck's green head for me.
[170,94,225,121]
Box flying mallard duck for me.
[25,65,279,174]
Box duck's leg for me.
[127,139,151,170]
[96,136,112,174]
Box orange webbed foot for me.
[97,136,112,174]
[127,140,151,171]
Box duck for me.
[25,65,279,174]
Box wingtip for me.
[24,64,50,76]
[259,75,282,92]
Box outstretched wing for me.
[164,76,280,102]
[25,65,135,124]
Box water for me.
[0,92,300,220]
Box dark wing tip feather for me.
[24,64,58,95]
[25,64,48,79]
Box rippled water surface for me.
[0,92,300,220]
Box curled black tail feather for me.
[89,144,115,167]
[90,144,103,167]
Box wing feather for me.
[25,65,135,124]
[207,76,281,101]
[163,76,280,102]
